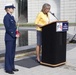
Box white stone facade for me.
[0,0,76,51]
[28,0,60,23]
[0,0,18,24]
[60,0,76,23]
[0,0,76,23]
[0,30,5,50]
[28,31,36,45]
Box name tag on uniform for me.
[11,19,14,23]
[11,19,13,21]
[11,32,13,33]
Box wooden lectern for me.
[41,21,68,67]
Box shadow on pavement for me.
[15,56,40,68]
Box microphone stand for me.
[50,12,59,20]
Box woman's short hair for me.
[42,3,51,11]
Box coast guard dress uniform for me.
[3,4,19,74]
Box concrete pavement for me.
[0,44,76,75]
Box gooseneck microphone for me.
[49,11,59,20]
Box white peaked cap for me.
[5,3,15,9]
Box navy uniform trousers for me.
[3,13,17,72]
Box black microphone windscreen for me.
[50,12,54,15]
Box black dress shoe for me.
[5,71,14,74]
[35,59,41,64]
[12,69,19,71]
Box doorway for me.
[18,0,28,23]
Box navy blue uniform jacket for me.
[3,13,17,40]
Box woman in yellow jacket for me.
[35,3,51,62]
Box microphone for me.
[50,12,54,15]
[49,11,59,20]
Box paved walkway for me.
[0,44,76,75]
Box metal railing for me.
[0,27,37,54]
